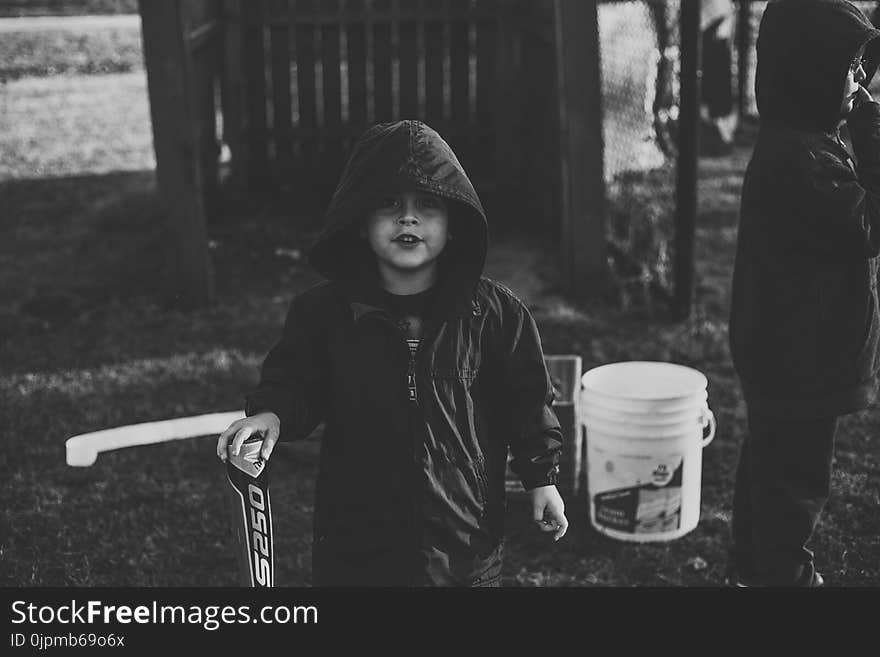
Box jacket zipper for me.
[400,317,448,585]
[406,340,419,585]
[382,314,425,584]
[406,346,418,404]
[362,308,468,583]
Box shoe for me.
[795,568,825,587]
[723,570,753,587]
[723,565,751,587]
[724,568,824,587]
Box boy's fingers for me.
[534,503,568,538]
[260,428,279,461]
[553,515,569,541]
[535,506,556,532]
[532,501,547,524]
[216,421,241,461]
[230,426,254,457]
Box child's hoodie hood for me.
[308,120,488,310]
[756,0,880,132]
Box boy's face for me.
[364,190,450,286]
[841,50,867,118]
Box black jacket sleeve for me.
[846,99,880,255]
[244,290,331,441]
[490,290,563,491]
[796,101,880,259]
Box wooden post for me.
[488,1,518,227]
[674,0,701,321]
[222,0,245,187]
[139,0,214,307]
[243,2,268,190]
[736,0,751,118]
[553,0,606,296]
[270,2,294,183]
[544,355,583,502]
[518,1,558,237]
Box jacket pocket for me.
[447,453,489,510]
[424,452,489,534]
[472,458,490,509]
[431,367,478,389]
[852,285,878,367]
[818,266,876,375]
[467,541,504,587]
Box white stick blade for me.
[64,411,246,467]
[65,441,98,467]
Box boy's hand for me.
[216,412,281,462]
[853,84,874,109]
[529,485,568,541]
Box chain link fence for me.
[599,0,680,309]
[597,0,880,310]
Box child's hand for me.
[529,485,568,541]
[854,84,874,109]
[216,412,281,462]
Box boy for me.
[217,120,568,586]
[700,0,738,154]
[728,0,880,586]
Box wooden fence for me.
[140,0,225,306]
[222,0,559,224]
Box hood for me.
[308,120,488,310]
[755,0,880,132]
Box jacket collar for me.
[348,290,482,324]
[351,301,386,323]
[762,120,859,171]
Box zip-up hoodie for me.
[729,0,880,417]
[246,120,563,586]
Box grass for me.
[0,16,142,80]
[0,0,139,18]
[1,16,878,588]
[0,73,154,180]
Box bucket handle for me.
[700,408,716,447]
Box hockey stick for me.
[65,411,246,466]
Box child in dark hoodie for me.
[216,120,567,586]
[728,0,880,586]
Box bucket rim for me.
[582,388,708,408]
[583,412,709,439]
[582,401,709,425]
[581,390,708,416]
[581,361,708,400]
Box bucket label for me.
[593,455,684,534]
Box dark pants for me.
[730,409,838,585]
[701,22,734,119]
[312,543,504,587]
[312,545,414,587]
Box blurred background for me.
[1,0,878,587]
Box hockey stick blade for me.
[65,411,246,466]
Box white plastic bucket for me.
[582,388,708,414]
[582,400,710,429]
[580,361,716,542]
[582,361,708,401]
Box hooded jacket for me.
[245,120,563,586]
[729,0,880,417]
